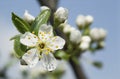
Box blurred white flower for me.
[63,23,74,34]
[76,15,94,29]
[90,28,106,41]
[20,24,65,71]
[85,15,94,25]
[79,42,90,51]
[23,10,35,23]
[76,15,86,29]
[41,6,49,11]
[99,28,107,39]
[70,29,81,44]
[54,7,68,22]
[79,36,91,50]
[81,36,91,43]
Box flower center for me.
[39,43,45,49]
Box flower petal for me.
[41,53,57,71]
[38,24,53,41]
[20,32,38,47]
[22,48,39,68]
[48,36,65,50]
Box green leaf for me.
[32,9,51,35]
[10,34,22,40]
[14,37,27,58]
[92,61,102,69]
[12,12,31,33]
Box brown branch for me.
[69,58,87,79]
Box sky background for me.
[0,0,119,79]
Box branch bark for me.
[69,58,87,79]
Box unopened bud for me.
[54,7,68,23]
[76,15,86,29]
[85,15,94,25]
[70,29,81,44]
[90,28,107,41]
[81,36,91,43]
[79,42,90,50]
[23,10,35,23]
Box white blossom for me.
[70,29,81,44]
[79,36,91,50]
[20,24,65,71]
[54,7,68,22]
[90,28,106,41]
[79,42,90,51]
[23,10,35,23]
[63,23,74,34]
[76,15,86,29]
[76,15,94,29]
[85,15,94,25]
[81,36,91,43]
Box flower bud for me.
[54,7,68,23]
[23,10,35,23]
[76,15,86,29]
[70,29,81,44]
[81,36,91,43]
[90,28,107,41]
[90,28,100,41]
[63,23,73,34]
[99,28,107,39]
[85,15,94,25]
[79,42,90,50]
[41,6,49,11]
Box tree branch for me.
[69,58,87,79]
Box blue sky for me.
[0,0,119,79]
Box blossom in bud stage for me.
[79,36,91,50]
[54,7,68,22]
[85,15,94,25]
[23,10,35,23]
[70,29,81,44]
[76,15,86,29]
[62,23,74,34]
[76,15,94,29]
[81,36,91,43]
[20,24,65,71]
[90,28,106,41]
[79,42,90,51]
[41,6,49,11]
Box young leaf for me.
[32,9,51,35]
[12,12,31,33]
[14,37,26,58]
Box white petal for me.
[38,24,53,41]
[41,53,57,71]
[20,32,38,47]
[48,36,65,50]
[22,48,39,68]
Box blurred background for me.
[0,0,119,79]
